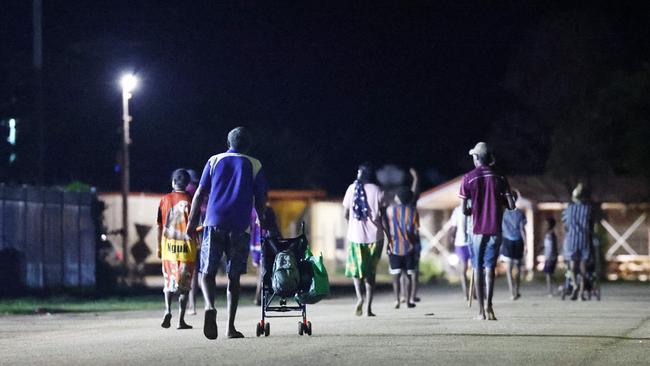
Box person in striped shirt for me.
[385,188,420,309]
[562,183,593,301]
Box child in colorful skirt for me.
[157,169,197,329]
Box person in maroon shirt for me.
[459,142,515,320]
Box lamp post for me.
[120,74,137,273]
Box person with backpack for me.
[343,163,387,317]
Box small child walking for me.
[157,169,198,329]
[385,188,420,309]
[542,217,558,297]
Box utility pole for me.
[33,0,44,184]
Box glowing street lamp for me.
[120,73,137,272]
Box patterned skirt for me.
[162,260,195,293]
[345,241,384,279]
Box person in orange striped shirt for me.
[385,188,420,309]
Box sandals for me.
[203,309,218,340]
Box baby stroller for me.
[256,223,313,337]
[561,260,601,301]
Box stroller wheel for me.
[264,322,270,337]
[306,321,312,336]
[256,322,263,337]
[298,322,304,336]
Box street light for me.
[120,73,137,274]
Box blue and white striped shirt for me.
[562,202,592,251]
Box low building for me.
[416,175,650,280]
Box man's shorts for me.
[500,238,524,261]
[469,234,502,269]
[199,227,250,277]
[345,241,384,279]
[455,245,471,263]
[543,259,557,274]
[388,253,416,275]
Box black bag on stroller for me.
[256,223,314,337]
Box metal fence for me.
[0,184,95,290]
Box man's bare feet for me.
[161,313,172,328]
[227,330,245,339]
[188,309,197,316]
[394,301,400,309]
[355,300,363,316]
[486,307,497,321]
[177,320,192,330]
[203,309,217,340]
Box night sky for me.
[2,1,650,195]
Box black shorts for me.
[500,238,524,260]
[543,260,557,274]
[388,253,416,275]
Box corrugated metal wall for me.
[0,184,95,289]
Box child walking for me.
[542,217,558,297]
[385,188,419,309]
[157,169,197,329]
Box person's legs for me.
[254,266,262,305]
[570,260,579,300]
[485,266,497,320]
[365,275,376,316]
[177,291,192,329]
[473,267,485,319]
[346,242,365,315]
[405,273,415,307]
[353,278,364,315]
[460,259,469,300]
[224,231,249,338]
[505,259,515,299]
[546,273,553,296]
[188,271,197,315]
[514,260,522,299]
[578,259,588,301]
[484,235,501,320]
[400,273,407,303]
[470,234,486,319]
[188,249,201,315]
[161,291,172,328]
[392,273,401,308]
[365,241,382,317]
[226,274,243,337]
[199,228,223,340]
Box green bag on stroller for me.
[295,248,330,304]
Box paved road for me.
[1,281,648,365]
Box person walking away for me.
[459,142,515,320]
[407,168,422,303]
[562,183,593,301]
[343,163,387,317]
[157,169,197,330]
[500,191,526,300]
[385,188,419,309]
[449,204,472,301]
[542,217,558,297]
[187,127,268,339]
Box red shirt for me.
[459,166,511,235]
